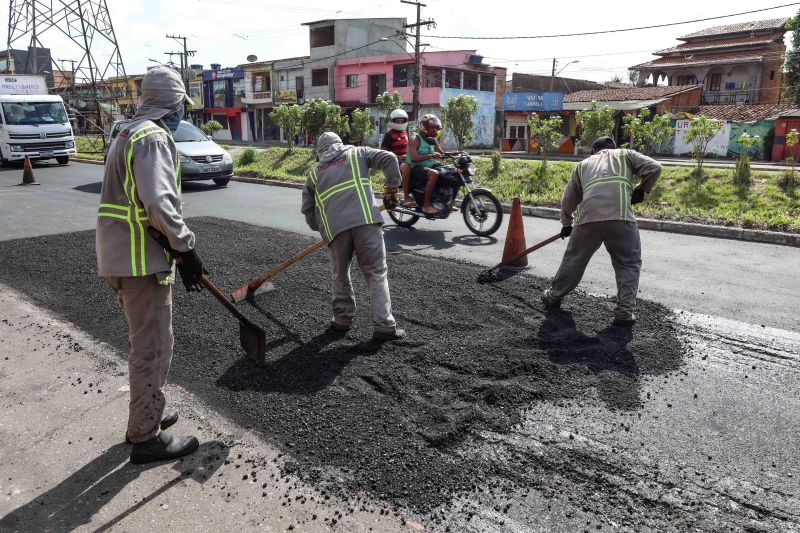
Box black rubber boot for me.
[130,431,199,465]
[125,411,179,444]
[372,328,407,342]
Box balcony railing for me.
[701,90,752,105]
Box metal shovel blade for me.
[252,280,276,297]
[239,321,267,363]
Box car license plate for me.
[203,165,221,173]
[39,151,53,157]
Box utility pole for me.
[549,58,557,92]
[166,34,196,84]
[401,1,435,122]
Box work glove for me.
[383,186,400,210]
[631,187,645,205]
[176,249,208,292]
[560,225,573,239]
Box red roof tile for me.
[698,103,795,122]
[564,85,700,103]
[656,37,781,55]
[678,18,788,40]
[633,54,765,70]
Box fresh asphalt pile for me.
[0,217,686,521]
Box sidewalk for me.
[0,285,412,532]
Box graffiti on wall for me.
[439,88,496,148]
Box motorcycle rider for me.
[301,132,406,341]
[379,109,414,208]
[406,113,445,215]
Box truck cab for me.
[0,95,76,165]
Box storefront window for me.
[213,80,227,108]
[233,78,246,107]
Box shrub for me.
[490,151,503,179]
[201,120,223,137]
[237,147,257,166]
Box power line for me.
[423,2,800,40]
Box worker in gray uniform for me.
[97,67,203,464]
[301,132,405,341]
[542,136,662,326]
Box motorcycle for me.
[388,153,504,237]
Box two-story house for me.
[301,18,407,102]
[335,50,504,147]
[241,60,274,141]
[632,18,788,105]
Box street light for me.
[549,59,580,91]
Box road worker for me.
[301,131,405,341]
[97,66,203,464]
[542,136,662,326]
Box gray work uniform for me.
[97,118,194,443]
[301,142,401,333]
[546,148,662,320]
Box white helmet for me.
[389,108,408,131]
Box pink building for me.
[335,50,505,147]
[334,50,501,107]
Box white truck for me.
[0,75,76,165]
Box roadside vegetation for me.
[235,146,800,233]
[75,136,105,161]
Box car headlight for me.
[222,153,233,163]
[9,145,24,151]
[178,154,192,163]
[65,141,75,148]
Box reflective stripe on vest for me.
[97,126,180,276]
[310,150,374,240]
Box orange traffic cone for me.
[499,196,529,271]
[20,156,39,186]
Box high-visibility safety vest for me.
[561,148,662,227]
[302,146,400,243]
[96,119,194,279]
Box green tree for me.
[528,114,563,178]
[784,12,800,104]
[442,94,478,151]
[734,132,760,188]
[270,104,303,150]
[622,108,673,155]
[684,115,722,179]
[349,108,375,146]
[628,69,640,85]
[200,120,223,137]
[576,100,614,147]
[301,99,350,144]
[784,128,799,190]
[375,91,403,120]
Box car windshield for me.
[173,121,208,142]
[2,101,68,125]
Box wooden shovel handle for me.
[201,276,258,327]
[490,233,561,271]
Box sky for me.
[4,0,800,84]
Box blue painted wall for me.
[439,88,496,148]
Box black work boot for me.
[372,328,407,342]
[125,411,179,444]
[130,431,199,465]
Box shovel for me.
[230,205,389,303]
[147,227,267,363]
[477,233,561,284]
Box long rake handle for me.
[201,276,261,329]
[489,233,561,271]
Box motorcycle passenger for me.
[406,114,445,215]
[380,109,414,208]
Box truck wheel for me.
[56,156,70,165]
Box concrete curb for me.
[73,158,105,166]
[231,174,800,247]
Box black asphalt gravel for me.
[0,217,686,523]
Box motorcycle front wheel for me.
[388,208,420,227]
[462,189,503,236]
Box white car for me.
[107,120,234,186]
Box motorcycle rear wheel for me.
[462,190,503,236]
[388,208,420,227]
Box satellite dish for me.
[247,54,258,63]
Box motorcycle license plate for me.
[39,151,53,157]
[203,165,221,173]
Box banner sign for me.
[502,91,563,111]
